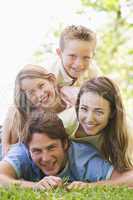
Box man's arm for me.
[67,169,133,190]
[0,160,36,188]
[0,161,63,189]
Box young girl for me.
[2,64,78,156]
[71,76,133,172]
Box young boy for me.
[45,25,101,87]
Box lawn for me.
[0,185,133,200]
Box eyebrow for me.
[80,105,104,110]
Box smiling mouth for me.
[85,124,98,129]
[42,161,57,171]
[43,95,49,102]
[39,94,49,104]
[72,69,81,73]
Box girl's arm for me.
[1,106,18,157]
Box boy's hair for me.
[59,25,96,51]
[24,110,69,147]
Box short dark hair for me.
[24,110,69,146]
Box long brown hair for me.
[76,76,133,172]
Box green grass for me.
[0,185,133,200]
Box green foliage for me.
[80,0,133,121]
[81,0,120,12]
[32,0,133,120]
[0,185,133,200]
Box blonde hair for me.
[14,64,57,115]
[3,64,66,145]
[59,25,96,52]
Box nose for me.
[36,89,44,100]
[41,150,51,162]
[85,111,95,123]
[74,58,85,70]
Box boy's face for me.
[29,133,68,176]
[57,39,95,79]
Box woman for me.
[2,64,78,156]
[72,76,133,172]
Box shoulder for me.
[69,141,101,160]
[4,143,29,162]
[3,143,31,179]
[68,141,113,182]
[58,107,78,135]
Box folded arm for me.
[0,161,63,190]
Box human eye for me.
[69,54,76,59]
[47,144,57,151]
[95,109,104,116]
[80,105,88,112]
[38,83,45,89]
[84,56,91,62]
[26,90,34,97]
[31,148,41,155]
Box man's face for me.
[28,133,68,176]
[57,39,95,79]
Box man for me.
[0,111,133,190]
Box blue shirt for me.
[4,141,113,182]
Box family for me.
[0,25,133,190]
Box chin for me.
[85,129,96,136]
[70,74,78,79]
[44,169,59,176]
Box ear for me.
[56,48,62,58]
[63,140,69,151]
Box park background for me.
[0,0,132,125]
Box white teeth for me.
[40,95,48,103]
[86,124,96,128]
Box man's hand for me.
[34,176,63,190]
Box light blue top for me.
[4,141,113,182]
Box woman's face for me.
[78,91,111,136]
[21,78,56,109]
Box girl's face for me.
[78,91,111,136]
[21,78,56,109]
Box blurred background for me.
[0,0,133,125]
